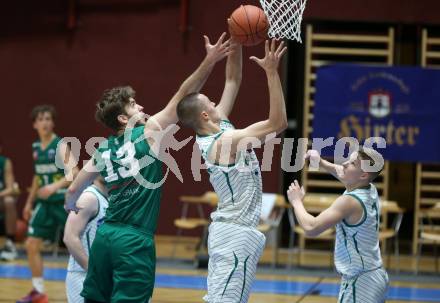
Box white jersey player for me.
[288,149,389,303]
[63,178,108,303]
[177,39,288,302]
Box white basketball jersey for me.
[196,120,262,228]
[334,184,383,277]
[67,185,108,272]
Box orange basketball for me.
[229,5,269,46]
[15,219,28,242]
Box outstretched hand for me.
[204,32,231,64]
[249,39,287,72]
[287,180,306,207]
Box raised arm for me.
[65,159,99,212]
[209,40,287,164]
[248,39,288,133]
[305,150,344,182]
[63,192,98,270]
[145,33,230,133]
[287,180,357,237]
[216,35,242,119]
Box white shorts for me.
[66,271,86,303]
[338,267,389,303]
[204,222,266,303]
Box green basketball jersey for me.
[0,155,7,191]
[94,125,163,233]
[32,135,66,202]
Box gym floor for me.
[1,236,439,303]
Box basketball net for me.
[259,0,308,42]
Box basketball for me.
[228,5,269,46]
[15,219,28,242]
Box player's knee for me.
[25,237,40,253]
[3,197,16,211]
[3,195,15,205]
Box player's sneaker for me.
[0,239,18,261]
[16,289,48,303]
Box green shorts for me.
[27,199,67,241]
[81,222,156,303]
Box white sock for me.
[32,277,44,293]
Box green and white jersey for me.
[67,185,108,273]
[196,120,262,228]
[94,125,163,234]
[0,155,7,191]
[32,136,66,202]
[335,184,383,277]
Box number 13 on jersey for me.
[101,142,140,182]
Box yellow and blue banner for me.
[313,65,440,162]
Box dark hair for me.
[30,105,57,122]
[357,147,382,181]
[176,93,205,129]
[95,86,135,131]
